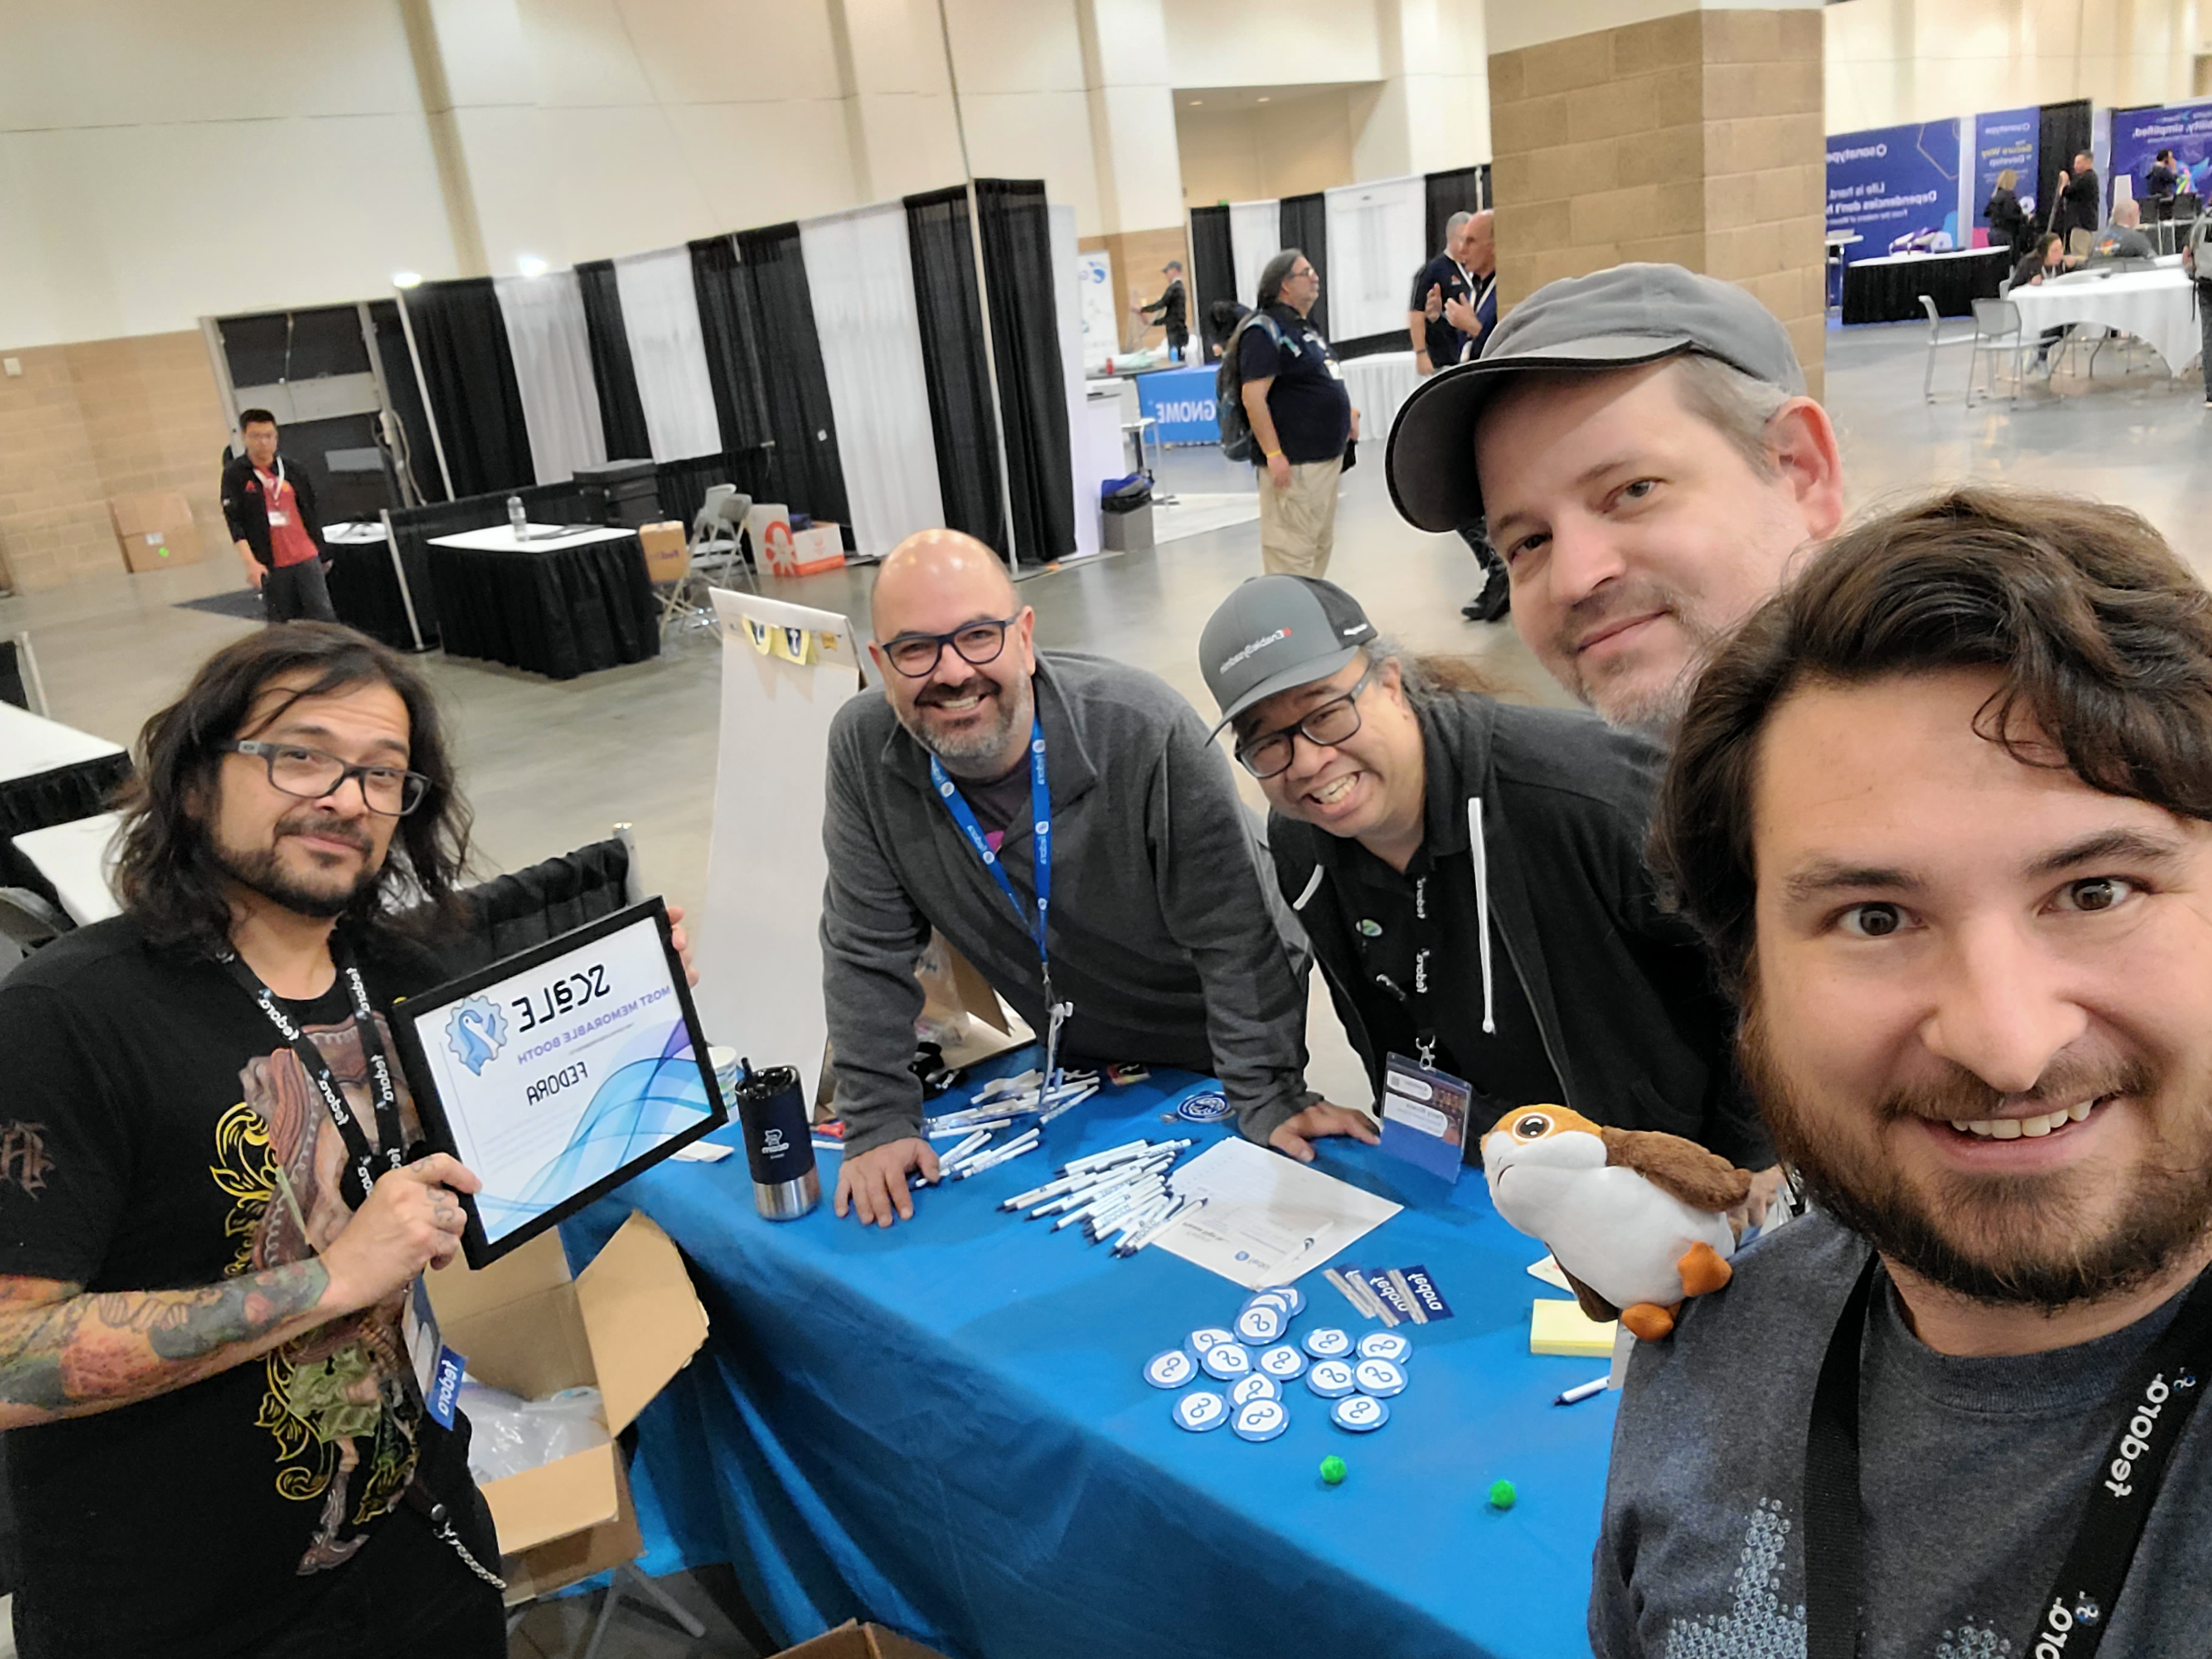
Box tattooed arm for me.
[0,1264,334,1430]
[0,1151,484,1430]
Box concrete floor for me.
[1,319,2207,1656]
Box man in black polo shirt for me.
[1238,248,1359,578]
[1407,212,1474,376]
[1134,260,1190,361]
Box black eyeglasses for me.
[880,616,1019,679]
[220,740,431,817]
[1235,665,1375,779]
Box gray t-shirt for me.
[1591,1210,2212,1657]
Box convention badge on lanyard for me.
[261,457,290,528]
[929,716,1075,1079]
[220,940,406,1211]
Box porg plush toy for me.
[1481,1103,1752,1341]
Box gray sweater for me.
[819,651,1310,1156]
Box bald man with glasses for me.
[820,530,1361,1227]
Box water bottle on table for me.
[731,1061,820,1220]
[506,495,526,538]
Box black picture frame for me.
[388,896,726,1267]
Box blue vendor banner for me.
[1971,106,2040,242]
[1135,364,1219,446]
[1827,119,1965,253]
[2109,99,2212,210]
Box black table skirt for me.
[1841,248,2011,323]
[426,535,659,680]
[326,537,432,652]
[0,752,131,903]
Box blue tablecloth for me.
[565,1053,1617,1658]
[1133,365,1220,444]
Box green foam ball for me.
[1487,1478,1517,1510]
[1319,1455,1347,1486]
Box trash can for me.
[1102,474,1154,553]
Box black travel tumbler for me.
[731,1061,819,1220]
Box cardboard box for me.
[783,524,846,577]
[425,1211,708,1603]
[750,503,845,578]
[637,520,689,583]
[110,491,206,574]
[779,1621,953,1659]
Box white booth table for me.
[1341,351,1423,452]
[12,811,123,925]
[2006,264,2204,378]
[0,702,130,908]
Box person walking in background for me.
[1983,168,2030,261]
[2186,201,2212,409]
[1408,212,1474,377]
[2145,148,2182,224]
[1133,261,1190,361]
[1239,249,1359,578]
[2054,150,2100,247]
[221,410,336,624]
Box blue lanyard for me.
[930,717,1052,985]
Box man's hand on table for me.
[834,1137,940,1227]
[1268,1101,1381,1164]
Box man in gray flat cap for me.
[1384,264,1847,739]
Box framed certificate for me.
[389,897,726,1266]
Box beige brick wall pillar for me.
[1487,7,1826,395]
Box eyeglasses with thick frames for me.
[880,615,1019,679]
[220,740,431,817]
[1235,665,1376,779]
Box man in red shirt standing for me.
[221,410,336,623]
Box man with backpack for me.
[1221,248,1359,578]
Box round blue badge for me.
[1356,1332,1412,1365]
[1331,1394,1389,1433]
[1257,1344,1308,1380]
[1259,1283,1306,1317]
[1188,1327,1235,1354]
[1353,1358,1407,1398]
[1201,1341,1253,1380]
[1174,1090,1234,1124]
[1144,1349,1197,1390]
[1242,1290,1295,1321]
[1235,1302,1285,1346]
[1173,1390,1229,1433]
[1232,1397,1290,1443]
[1302,1327,1352,1359]
[1230,1373,1281,1407]
[1305,1359,1357,1399]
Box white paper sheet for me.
[1153,1138,1402,1291]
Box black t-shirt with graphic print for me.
[0,915,462,1658]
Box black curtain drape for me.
[689,232,851,528]
[1424,164,1491,258]
[575,261,652,462]
[1190,204,1236,358]
[398,278,534,499]
[975,178,1073,568]
[1278,192,1329,339]
[906,185,1007,556]
[688,236,773,457]
[371,299,446,503]
[734,226,850,529]
[2037,99,2092,236]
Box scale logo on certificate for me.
[390,899,728,1265]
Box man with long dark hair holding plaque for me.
[0,624,506,1657]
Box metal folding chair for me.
[1917,295,1976,401]
[1966,298,2029,404]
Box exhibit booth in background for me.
[1826,100,2094,323]
[2108,99,2212,210]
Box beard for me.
[1741,997,2212,1314]
[899,671,1032,776]
[210,808,382,920]
[1549,578,1723,740]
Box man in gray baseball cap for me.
[1384,263,1846,738]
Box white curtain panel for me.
[612,248,723,462]
[493,270,608,485]
[1228,199,1282,311]
[1324,176,1426,342]
[1048,202,1100,560]
[798,206,947,559]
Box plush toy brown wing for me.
[1558,1264,1623,1326]
[1599,1126,1754,1215]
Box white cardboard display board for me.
[694,587,867,1105]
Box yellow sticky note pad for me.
[1530,1297,1617,1357]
